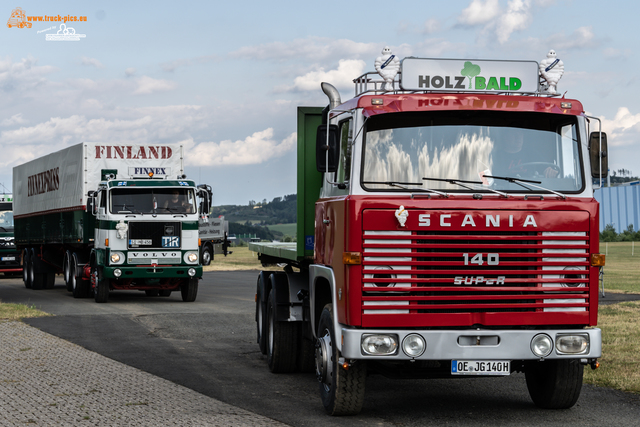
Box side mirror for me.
[316,124,339,173]
[87,194,96,215]
[589,132,608,179]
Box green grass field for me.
[266,223,297,238]
[599,242,640,293]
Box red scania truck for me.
[250,53,607,415]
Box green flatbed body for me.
[248,241,297,262]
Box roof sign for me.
[400,58,539,93]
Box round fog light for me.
[113,268,122,278]
[402,334,426,357]
[188,268,196,277]
[531,334,553,357]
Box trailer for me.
[250,49,607,415]
[13,143,208,302]
[196,184,230,265]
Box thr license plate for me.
[451,360,510,376]
[1,256,15,261]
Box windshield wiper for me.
[484,175,566,199]
[422,177,509,198]
[362,181,449,197]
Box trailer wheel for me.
[316,304,366,416]
[201,245,212,266]
[71,259,88,298]
[22,249,32,289]
[63,251,73,292]
[92,265,109,303]
[158,290,172,297]
[266,289,298,373]
[256,273,269,355]
[29,249,45,290]
[525,359,584,409]
[297,335,316,373]
[181,278,198,302]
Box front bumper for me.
[102,265,202,279]
[0,251,21,272]
[340,327,601,360]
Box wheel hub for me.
[315,331,333,389]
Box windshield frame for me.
[108,187,197,215]
[359,110,586,195]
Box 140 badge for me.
[162,236,180,248]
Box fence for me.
[594,184,640,232]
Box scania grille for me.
[362,229,590,317]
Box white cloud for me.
[0,113,26,126]
[458,0,501,26]
[423,19,441,35]
[545,26,595,51]
[285,59,366,92]
[133,76,177,95]
[495,0,533,44]
[600,107,640,147]
[182,129,296,166]
[125,67,136,77]
[81,56,105,69]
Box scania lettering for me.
[249,48,607,415]
[13,142,214,302]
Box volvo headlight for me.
[110,252,125,265]
[184,252,198,264]
[531,334,553,358]
[361,334,398,356]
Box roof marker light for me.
[371,98,384,105]
[561,102,572,109]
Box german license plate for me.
[451,360,510,375]
[1,257,15,261]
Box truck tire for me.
[266,289,298,373]
[316,304,366,416]
[22,249,32,289]
[525,359,584,409]
[92,265,109,303]
[29,249,45,290]
[256,273,269,355]
[297,335,316,373]
[63,251,73,292]
[158,290,172,297]
[181,278,198,302]
[72,260,89,298]
[201,245,212,266]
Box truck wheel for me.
[159,290,172,297]
[181,278,198,302]
[525,359,584,409]
[266,289,298,373]
[92,265,109,303]
[63,251,73,292]
[202,246,212,266]
[297,335,316,373]
[256,274,268,355]
[72,261,88,298]
[22,249,32,289]
[30,249,45,290]
[316,304,366,415]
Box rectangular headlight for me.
[556,334,589,354]
[361,334,398,356]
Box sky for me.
[1,0,639,205]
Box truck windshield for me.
[0,203,14,230]
[362,111,584,193]
[110,188,196,214]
